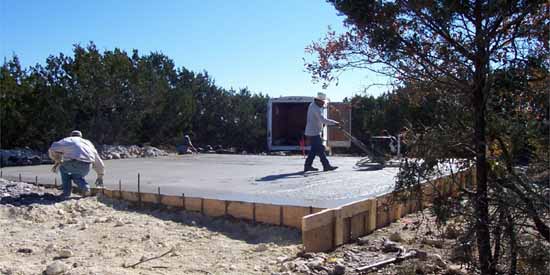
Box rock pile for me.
[0,148,51,167]
[0,178,58,206]
[98,145,168,160]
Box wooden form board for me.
[301,168,475,252]
[255,203,282,225]
[93,187,316,230]
[227,201,254,220]
[302,209,336,252]
[87,168,475,253]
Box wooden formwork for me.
[301,168,476,252]
[92,187,316,230]
[2,166,474,253]
[302,209,336,252]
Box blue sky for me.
[1,0,390,101]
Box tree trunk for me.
[507,214,517,275]
[473,87,493,275]
[472,2,494,272]
[472,63,494,275]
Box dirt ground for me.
[0,179,302,275]
[0,178,468,275]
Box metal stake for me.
[119,180,122,200]
[157,186,161,204]
[182,193,186,210]
[252,203,256,223]
[279,206,284,226]
[137,173,141,207]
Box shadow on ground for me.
[97,195,302,246]
[0,192,85,206]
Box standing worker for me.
[304,92,340,172]
[48,130,105,198]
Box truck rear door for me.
[327,102,351,148]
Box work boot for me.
[304,166,319,172]
[323,166,338,172]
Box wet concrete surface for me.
[0,154,400,208]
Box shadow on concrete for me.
[97,196,301,246]
[256,171,306,182]
[353,165,385,172]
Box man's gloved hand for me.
[51,162,61,173]
[95,174,104,187]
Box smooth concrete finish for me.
[1,154,400,208]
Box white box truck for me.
[267,96,351,151]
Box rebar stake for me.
[137,173,141,207]
[182,193,186,210]
[157,186,161,205]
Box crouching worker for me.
[49,130,105,198]
[177,134,198,154]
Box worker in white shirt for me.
[48,130,105,198]
[304,92,340,172]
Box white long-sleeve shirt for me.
[48,137,105,175]
[304,102,338,136]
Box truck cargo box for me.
[267,96,351,151]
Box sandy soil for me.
[0,179,302,275]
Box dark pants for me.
[304,135,330,169]
[59,160,91,197]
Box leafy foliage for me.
[0,43,268,152]
[307,1,549,274]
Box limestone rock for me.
[429,253,447,268]
[253,244,268,252]
[58,249,73,258]
[45,261,69,275]
[389,231,403,242]
[333,263,346,275]
[422,238,444,248]
[382,239,403,253]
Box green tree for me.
[306,1,548,274]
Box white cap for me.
[315,92,327,101]
[70,130,82,137]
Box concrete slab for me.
[0,154,399,208]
